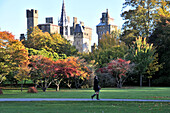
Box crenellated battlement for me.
[26,9,38,30]
[26,9,38,18]
[25,1,92,53]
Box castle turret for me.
[20,34,25,41]
[46,17,53,24]
[26,9,38,30]
[96,9,117,45]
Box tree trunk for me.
[67,83,72,89]
[56,84,59,91]
[119,78,122,88]
[140,74,143,87]
[21,83,23,92]
[116,76,120,88]
[66,80,72,89]
[10,81,13,88]
[75,78,78,89]
[149,78,151,87]
[42,87,46,92]
[24,80,26,84]
[35,84,38,88]
[15,81,18,86]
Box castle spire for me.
[59,0,67,26]
[106,9,110,18]
[58,0,70,36]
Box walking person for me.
[91,75,100,100]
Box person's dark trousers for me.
[91,94,96,99]
[97,94,99,100]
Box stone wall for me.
[26,9,38,30]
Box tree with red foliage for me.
[98,58,132,88]
[52,57,90,91]
[29,55,90,91]
[29,55,54,92]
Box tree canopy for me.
[82,31,128,68]
[121,0,170,45]
[0,31,29,84]
[23,27,78,56]
[148,16,170,85]
[127,36,156,87]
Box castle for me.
[21,0,117,53]
[23,0,92,53]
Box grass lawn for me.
[0,101,170,113]
[0,87,170,113]
[0,87,170,100]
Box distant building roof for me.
[74,24,84,33]
[96,22,106,26]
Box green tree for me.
[23,27,78,56]
[84,31,128,68]
[127,36,155,87]
[27,48,67,61]
[149,16,170,86]
[121,0,169,45]
[146,54,162,87]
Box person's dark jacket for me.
[93,77,100,92]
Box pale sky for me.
[0,0,125,45]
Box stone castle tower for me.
[73,21,92,53]
[26,9,38,30]
[24,0,92,53]
[96,9,117,44]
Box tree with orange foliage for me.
[0,31,29,84]
[14,61,31,92]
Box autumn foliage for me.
[97,58,131,88]
[0,31,29,84]
[29,55,90,91]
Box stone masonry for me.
[24,0,92,53]
[96,9,117,45]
